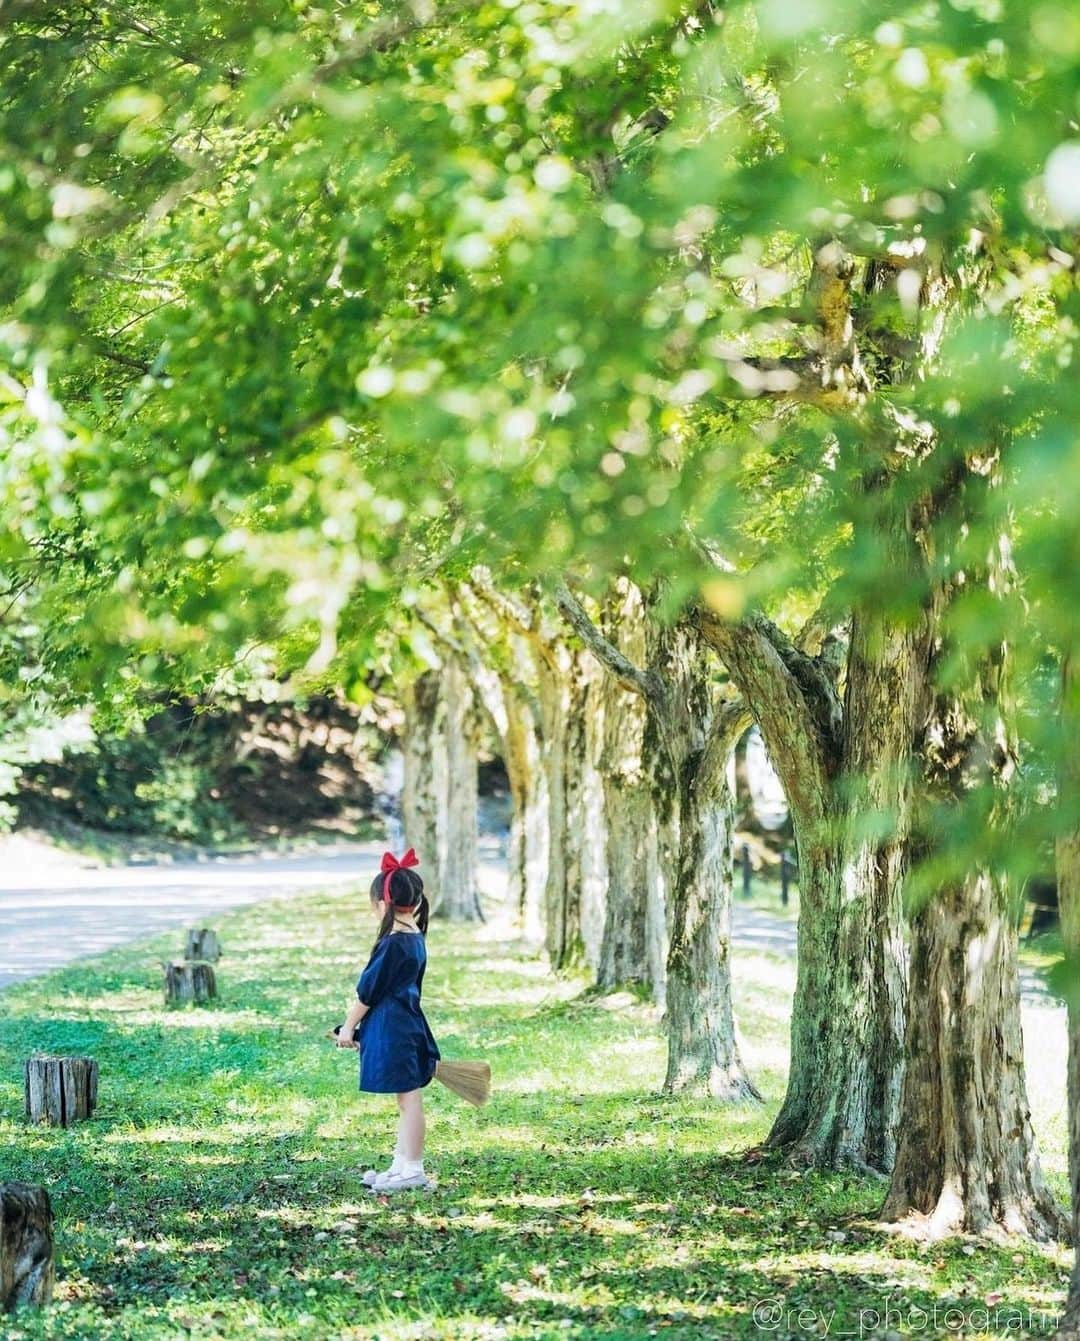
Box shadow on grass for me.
[0,1127,1062,1340]
[0,892,1066,1339]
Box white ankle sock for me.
[386,1138,405,1175]
[401,1157,424,1177]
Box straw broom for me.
[327,1026,491,1107]
[431,1059,491,1107]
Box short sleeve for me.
[357,936,401,1008]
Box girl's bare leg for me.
[396,1089,425,1161]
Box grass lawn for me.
[0,887,1070,1340]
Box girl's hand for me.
[335,1029,358,1049]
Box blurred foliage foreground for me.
[0,887,1069,1341]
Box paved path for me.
[0,838,510,991]
[0,844,394,989]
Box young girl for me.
[336,848,441,1192]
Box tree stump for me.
[0,1183,54,1312]
[163,961,216,1005]
[184,928,221,962]
[24,1056,98,1127]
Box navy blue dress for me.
[356,931,441,1093]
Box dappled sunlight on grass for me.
[0,883,1069,1339]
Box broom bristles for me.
[434,1059,491,1107]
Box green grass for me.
[0,889,1070,1340]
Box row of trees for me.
[1,0,1077,1315]
[405,566,1064,1244]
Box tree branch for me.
[551,577,665,706]
[693,603,837,823]
[414,597,509,742]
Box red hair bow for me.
[381,847,420,905]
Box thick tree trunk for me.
[432,656,482,921]
[0,1183,54,1312]
[699,599,923,1168]
[662,713,760,1100]
[579,666,609,971]
[766,608,922,1169]
[597,765,658,991]
[402,670,442,892]
[882,610,1065,1240]
[881,872,1066,1240]
[763,821,877,1159]
[1057,649,1080,1333]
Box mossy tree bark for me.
[555,579,759,1101]
[697,593,927,1166]
[658,624,759,1100]
[595,581,663,997]
[687,243,982,1169]
[881,872,1065,1240]
[881,614,1066,1241]
[469,572,605,968]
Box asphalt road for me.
[0,844,384,990]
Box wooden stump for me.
[163,960,216,1004]
[24,1056,98,1127]
[184,928,221,962]
[0,1183,54,1312]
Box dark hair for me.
[368,866,428,954]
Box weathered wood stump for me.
[24,1055,98,1127]
[163,960,217,1004]
[184,928,221,962]
[0,1183,54,1312]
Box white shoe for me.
[372,1169,431,1192]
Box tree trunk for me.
[436,590,549,940]
[662,708,759,1100]
[1056,649,1080,1332]
[432,656,482,921]
[880,872,1066,1240]
[596,583,658,992]
[539,644,604,969]
[766,608,923,1169]
[881,609,1065,1240]
[553,580,755,1091]
[0,1182,54,1312]
[24,1055,98,1127]
[699,599,923,1168]
[501,678,549,947]
[579,660,609,971]
[402,670,443,894]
